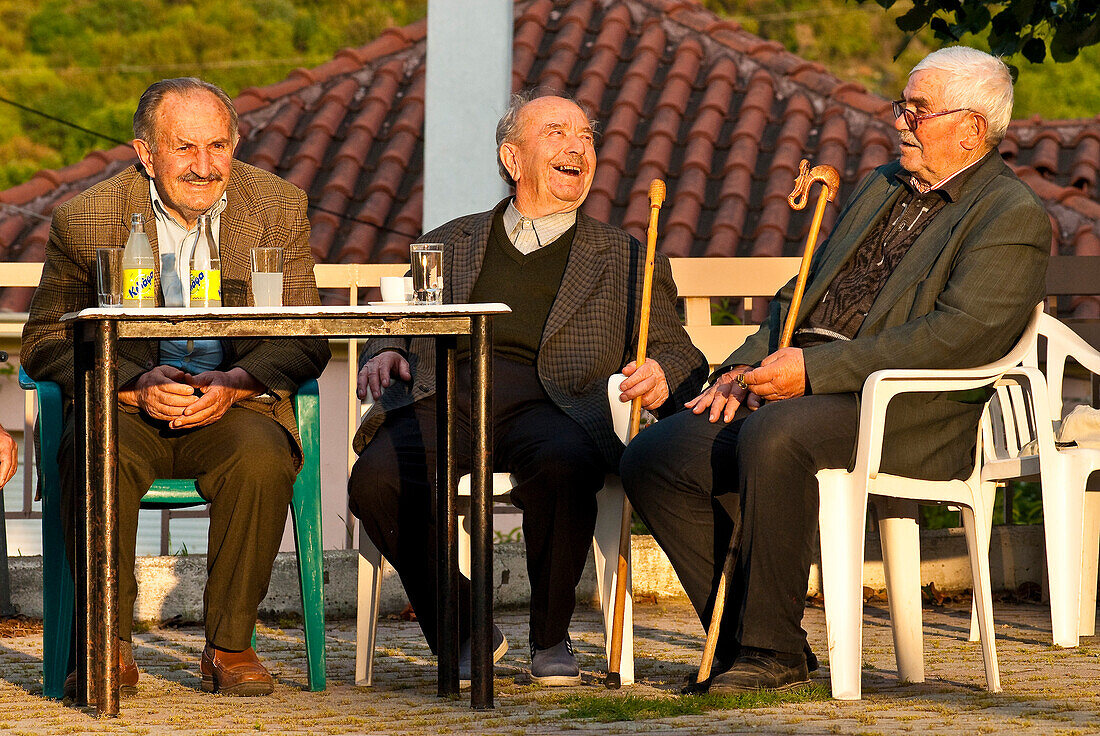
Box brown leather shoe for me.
[200,645,274,696]
[62,640,139,699]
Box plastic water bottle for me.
[189,214,221,307]
[121,213,155,307]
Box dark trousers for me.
[620,394,859,658]
[60,406,296,650]
[348,359,608,651]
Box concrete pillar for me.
[423,0,512,231]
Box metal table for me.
[62,304,509,715]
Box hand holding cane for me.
[696,160,839,686]
[605,178,666,689]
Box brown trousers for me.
[60,406,296,650]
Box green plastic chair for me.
[20,368,326,697]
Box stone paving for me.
[0,600,1098,735]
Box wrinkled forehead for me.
[154,90,235,143]
[518,97,593,138]
[902,69,947,109]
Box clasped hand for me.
[120,365,262,429]
[686,347,806,423]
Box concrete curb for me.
[4,525,1045,621]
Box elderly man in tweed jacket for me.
[622,47,1051,694]
[22,78,329,697]
[349,91,707,685]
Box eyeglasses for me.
[891,100,976,132]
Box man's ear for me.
[960,112,989,151]
[499,142,520,183]
[132,139,156,178]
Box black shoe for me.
[805,643,819,673]
[709,646,810,694]
[458,625,508,685]
[681,655,736,694]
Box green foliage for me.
[919,481,1042,529]
[704,0,1100,121]
[559,685,830,722]
[852,0,1100,63]
[0,0,426,189]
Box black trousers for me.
[348,358,608,651]
[620,394,859,659]
[60,407,296,650]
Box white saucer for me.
[368,301,412,307]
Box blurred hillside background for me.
[0,0,1098,191]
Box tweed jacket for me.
[352,202,708,466]
[719,152,1050,480]
[22,161,331,464]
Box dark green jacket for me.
[720,152,1050,480]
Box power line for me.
[0,95,127,147]
[0,202,51,223]
[0,56,332,78]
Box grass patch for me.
[559,684,830,722]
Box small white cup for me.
[379,275,411,303]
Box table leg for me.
[435,337,459,696]
[92,320,120,716]
[470,315,493,709]
[74,325,93,707]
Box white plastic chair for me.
[355,375,635,685]
[981,311,1100,648]
[817,303,1043,700]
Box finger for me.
[722,394,741,423]
[357,371,370,401]
[746,392,763,410]
[398,359,411,381]
[708,392,727,422]
[621,360,637,376]
[368,370,383,401]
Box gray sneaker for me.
[459,625,508,684]
[530,637,582,686]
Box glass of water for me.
[95,247,124,307]
[410,242,444,304]
[250,247,284,307]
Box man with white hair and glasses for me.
[621,46,1051,693]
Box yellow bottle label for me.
[123,269,155,301]
[190,269,221,301]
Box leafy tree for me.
[851,0,1100,63]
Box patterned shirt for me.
[501,199,577,254]
[795,155,987,349]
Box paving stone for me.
[0,600,1097,735]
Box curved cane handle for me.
[787,159,840,210]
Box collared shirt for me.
[502,199,578,254]
[795,151,992,350]
[149,180,226,373]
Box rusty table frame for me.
[62,304,509,715]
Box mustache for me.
[179,171,224,183]
[553,154,589,170]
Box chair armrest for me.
[1038,312,1100,409]
[857,363,1019,481]
[998,366,1059,451]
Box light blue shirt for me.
[149,180,225,374]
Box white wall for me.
[422,0,513,231]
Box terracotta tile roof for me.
[2,0,1099,313]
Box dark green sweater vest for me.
[465,213,576,365]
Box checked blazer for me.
[719,151,1050,481]
[352,200,708,465]
[22,161,331,463]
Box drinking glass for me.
[250,247,284,307]
[410,243,444,304]
[95,247,124,307]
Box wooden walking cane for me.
[694,159,840,687]
[605,178,666,689]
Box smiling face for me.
[895,70,988,188]
[132,89,237,228]
[498,96,596,218]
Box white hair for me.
[910,46,1013,146]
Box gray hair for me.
[910,46,1013,146]
[495,88,597,186]
[133,78,239,151]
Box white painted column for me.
[423,0,512,231]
